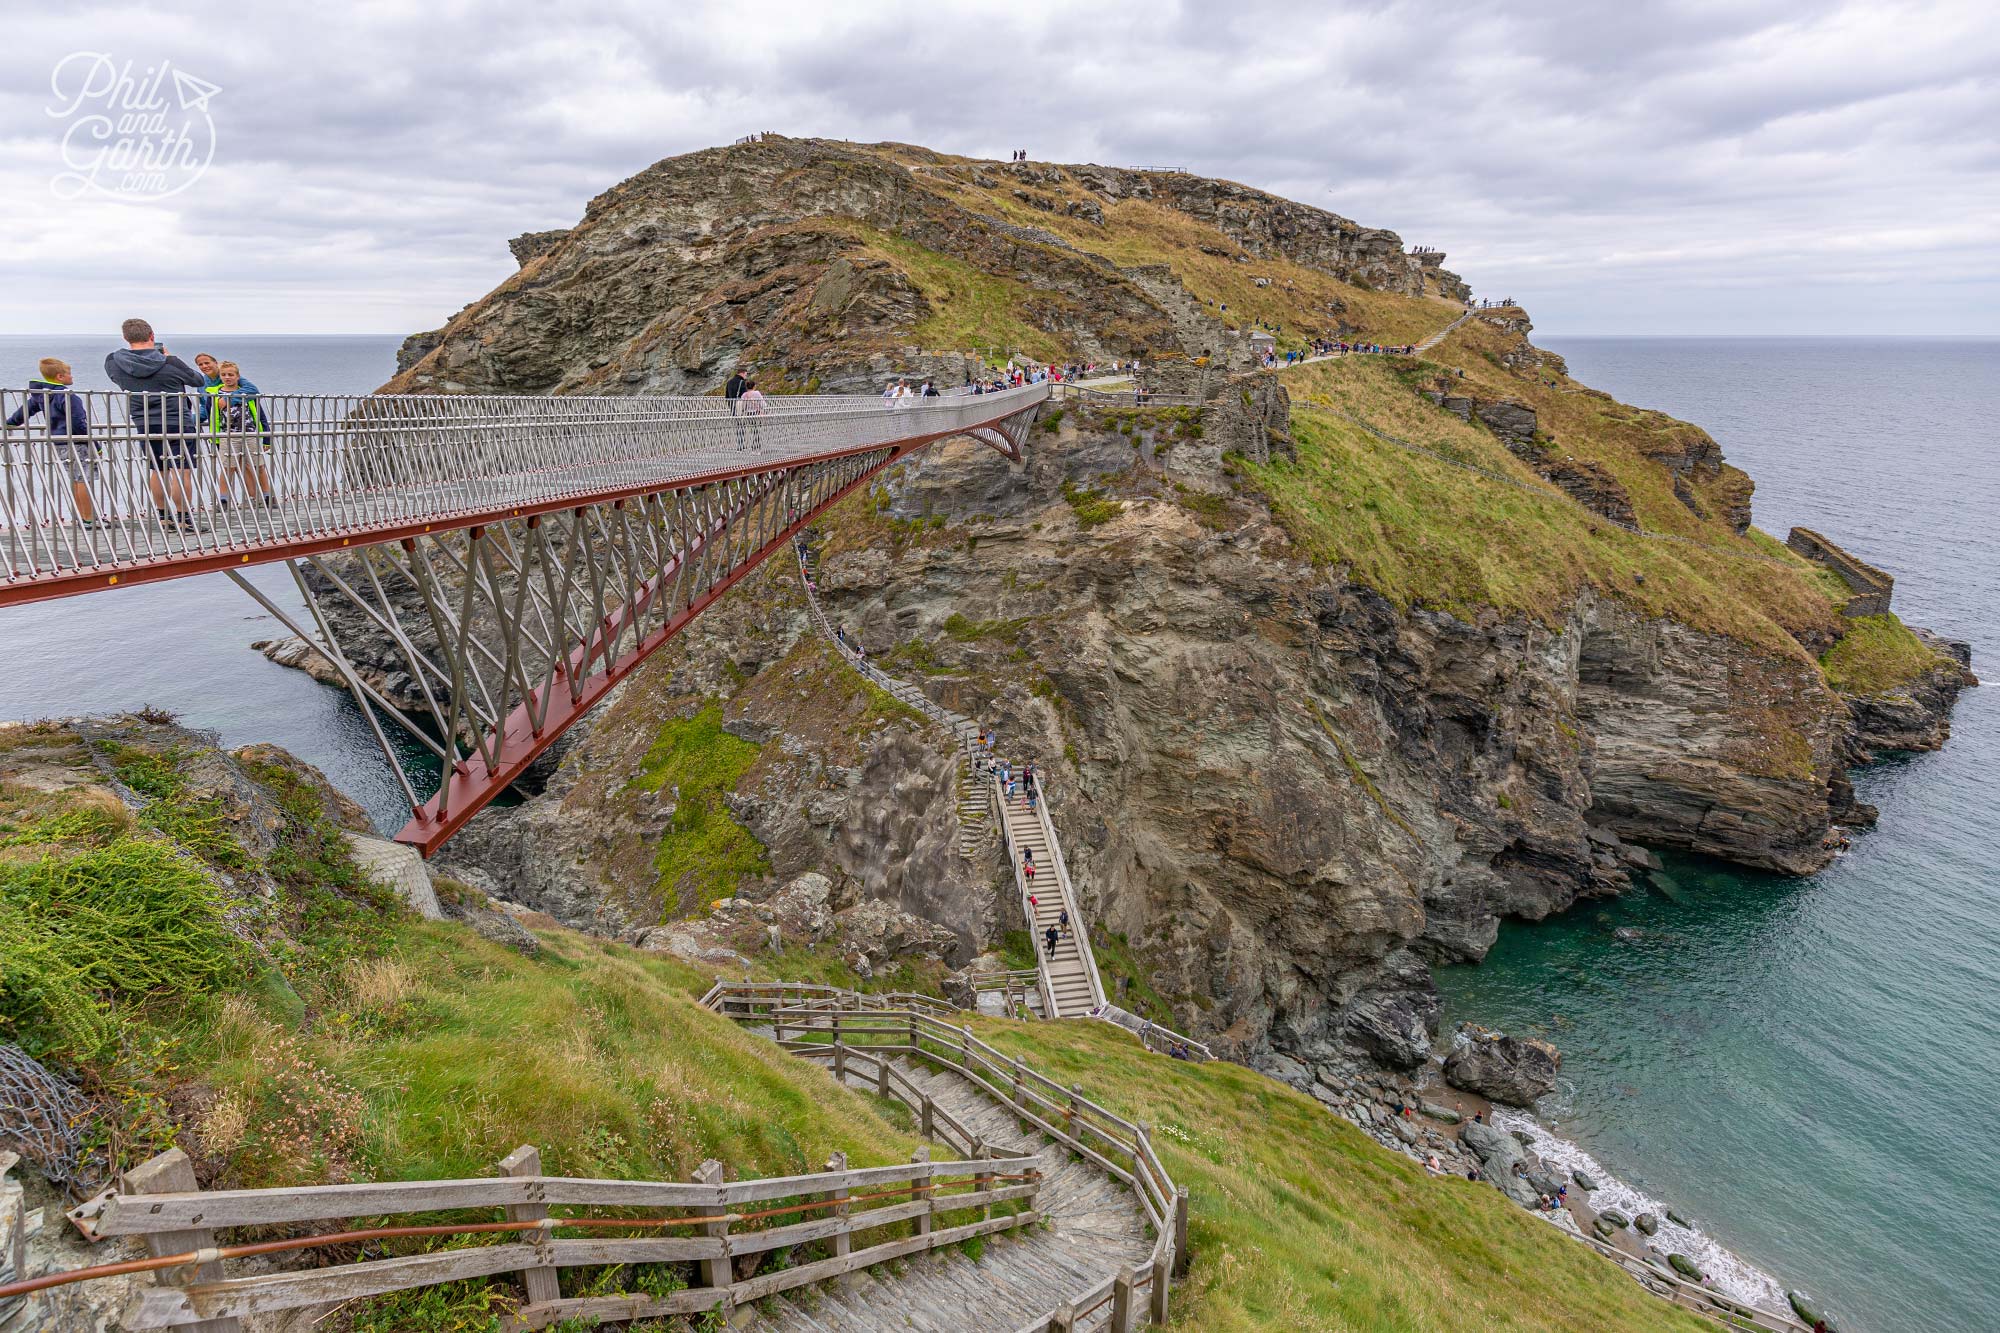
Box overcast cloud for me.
[3,0,1995,337]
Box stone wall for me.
[1786,528,1894,616]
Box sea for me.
[0,334,420,829]
[1439,336,2000,1333]
[3,333,1994,1330]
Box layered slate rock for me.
[1444,1024,1562,1106]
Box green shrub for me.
[628,704,769,915]
[1061,482,1123,529]
[0,837,238,1059]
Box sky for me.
[2,0,1996,339]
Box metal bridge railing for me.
[0,384,1048,599]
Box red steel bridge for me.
[0,384,1046,852]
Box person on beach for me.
[105,318,207,532]
[7,358,101,526]
[202,360,276,508]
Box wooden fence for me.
[706,982,1189,1325]
[58,1136,1040,1331]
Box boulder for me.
[1509,1129,1537,1147]
[1593,1216,1621,1239]
[1443,1024,1562,1106]
[1459,1121,1540,1209]
[1572,1170,1599,1191]
[1597,1208,1630,1228]
[1634,1212,1659,1236]
[1418,1101,1461,1124]
[764,872,835,942]
[1666,1208,1692,1227]
[1526,1166,1566,1196]
[1668,1253,1703,1280]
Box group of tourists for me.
[879,378,940,406]
[6,318,277,533]
[1007,149,1031,162]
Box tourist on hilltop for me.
[105,318,207,533]
[201,360,275,509]
[6,358,100,527]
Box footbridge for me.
[0,385,1045,852]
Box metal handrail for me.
[1,383,1048,597]
[1028,771,1106,1011]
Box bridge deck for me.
[0,386,1045,606]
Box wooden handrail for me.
[710,981,1188,1327]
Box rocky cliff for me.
[309,138,1972,1083]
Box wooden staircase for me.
[999,782,1097,1018]
[740,1041,1155,1331]
[793,532,1108,1022]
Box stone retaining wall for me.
[1786,528,1894,616]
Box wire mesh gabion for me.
[0,1045,92,1190]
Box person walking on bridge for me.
[105,318,207,533]
[6,358,99,527]
[725,366,749,448]
[739,378,768,451]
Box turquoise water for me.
[1439,337,2000,1333]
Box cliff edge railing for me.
[1,384,1045,853]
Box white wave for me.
[1490,1106,1791,1313]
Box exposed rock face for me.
[508,228,570,267]
[1573,594,1851,875]
[384,136,1465,399]
[1444,1024,1562,1106]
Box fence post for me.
[497,1145,560,1309]
[974,1147,993,1222]
[833,1040,847,1084]
[920,1094,935,1140]
[1173,1185,1191,1277]
[826,1151,852,1260]
[911,1147,934,1239]
[122,1149,243,1333]
[1150,1248,1171,1323]
[908,1013,919,1052]
[960,1024,973,1069]
[692,1159,731,1296]
[1111,1266,1138,1332]
[831,1010,842,1050]
[1067,1082,1082,1136]
[877,1050,892,1097]
[1050,1303,1076,1331]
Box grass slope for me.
[970,1017,1704,1333]
[1820,613,1949,695]
[1253,357,1844,657]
